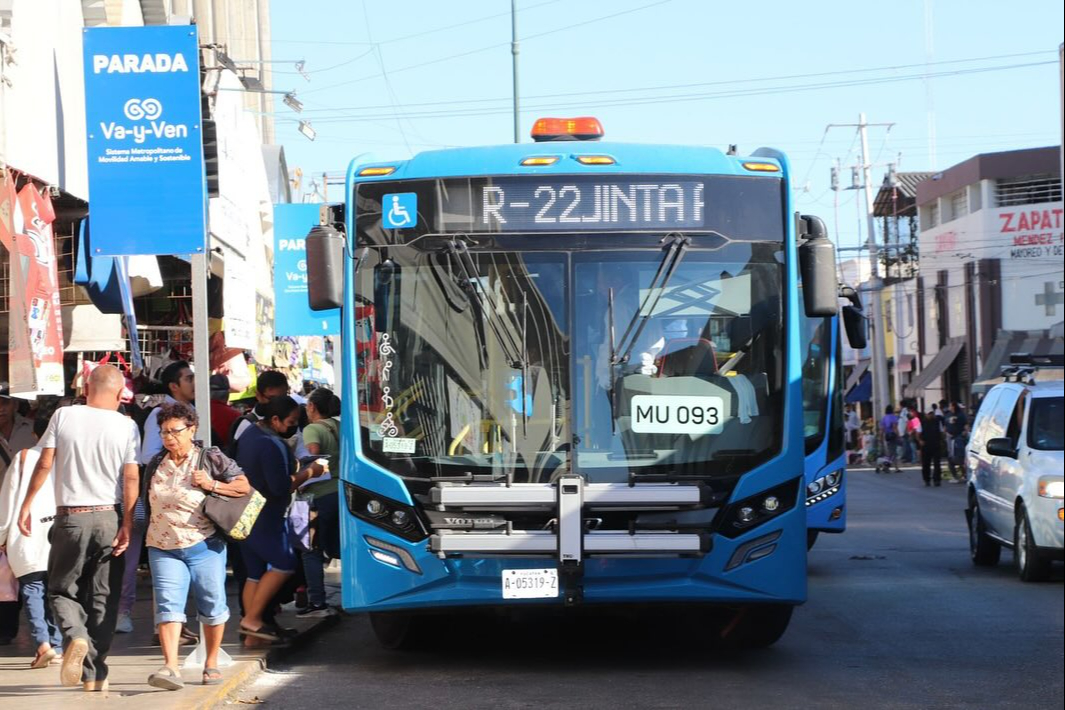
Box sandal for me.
[30,647,57,669]
[202,667,223,686]
[148,665,185,691]
[239,625,281,642]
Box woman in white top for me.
[0,417,63,668]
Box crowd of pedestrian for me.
[0,363,342,693]
[843,397,971,488]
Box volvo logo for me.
[123,98,163,121]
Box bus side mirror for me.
[842,305,867,349]
[797,215,838,317]
[306,225,346,311]
[838,285,866,349]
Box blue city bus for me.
[306,117,842,649]
[801,286,865,549]
[801,313,847,550]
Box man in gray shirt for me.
[18,365,140,692]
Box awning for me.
[845,359,870,393]
[904,339,964,398]
[972,328,1064,393]
[846,372,872,403]
[895,354,915,373]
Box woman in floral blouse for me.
[141,402,250,690]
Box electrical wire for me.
[301,60,1056,122]
[301,0,673,96]
[299,49,1055,112]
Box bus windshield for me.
[800,312,832,454]
[353,175,787,485]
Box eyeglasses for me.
[160,425,191,438]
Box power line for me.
[300,0,673,96]
[301,60,1055,122]
[298,50,1055,113]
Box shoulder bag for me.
[196,448,266,541]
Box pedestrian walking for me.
[944,401,969,481]
[0,416,63,668]
[234,395,302,643]
[116,360,198,637]
[0,390,36,644]
[16,365,141,692]
[140,402,250,690]
[905,406,923,464]
[297,388,341,618]
[918,409,944,487]
[844,403,861,453]
[878,406,901,472]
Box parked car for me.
[965,374,1063,582]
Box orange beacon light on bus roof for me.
[531,117,604,142]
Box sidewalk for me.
[0,566,341,709]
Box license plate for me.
[630,395,726,435]
[501,568,559,599]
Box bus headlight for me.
[1038,477,1064,499]
[716,478,801,539]
[344,482,428,542]
[806,470,844,506]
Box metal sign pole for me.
[191,251,212,446]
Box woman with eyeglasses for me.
[140,402,250,690]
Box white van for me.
[965,373,1063,582]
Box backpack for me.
[225,411,258,459]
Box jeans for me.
[18,572,62,649]
[47,509,124,683]
[118,525,145,615]
[300,492,339,607]
[148,536,230,626]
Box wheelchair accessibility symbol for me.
[383,192,417,229]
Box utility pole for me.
[828,116,894,420]
[857,113,893,420]
[511,0,520,143]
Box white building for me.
[905,146,1063,406]
[1,0,283,389]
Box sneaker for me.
[115,611,133,634]
[61,638,89,687]
[296,603,335,619]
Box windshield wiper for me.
[445,239,525,369]
[520,291,528,436]
[613,233,692,369]
[607,286,618,432]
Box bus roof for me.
[348,141,786,183]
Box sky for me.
[265,0,1063,251]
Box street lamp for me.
[283,91,303,113]
[298,120,316,142]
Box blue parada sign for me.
[274,204,340,336]
[83,26,206,256]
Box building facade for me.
[1,0,283,395]
[906,146,1063,406]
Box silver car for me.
[966,378,1064,581]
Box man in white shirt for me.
[17,366,141,692]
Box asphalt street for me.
[222,467,1064,710]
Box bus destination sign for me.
[440,177,705,232]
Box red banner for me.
[1,171,35,394]
[5,181,65,397]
